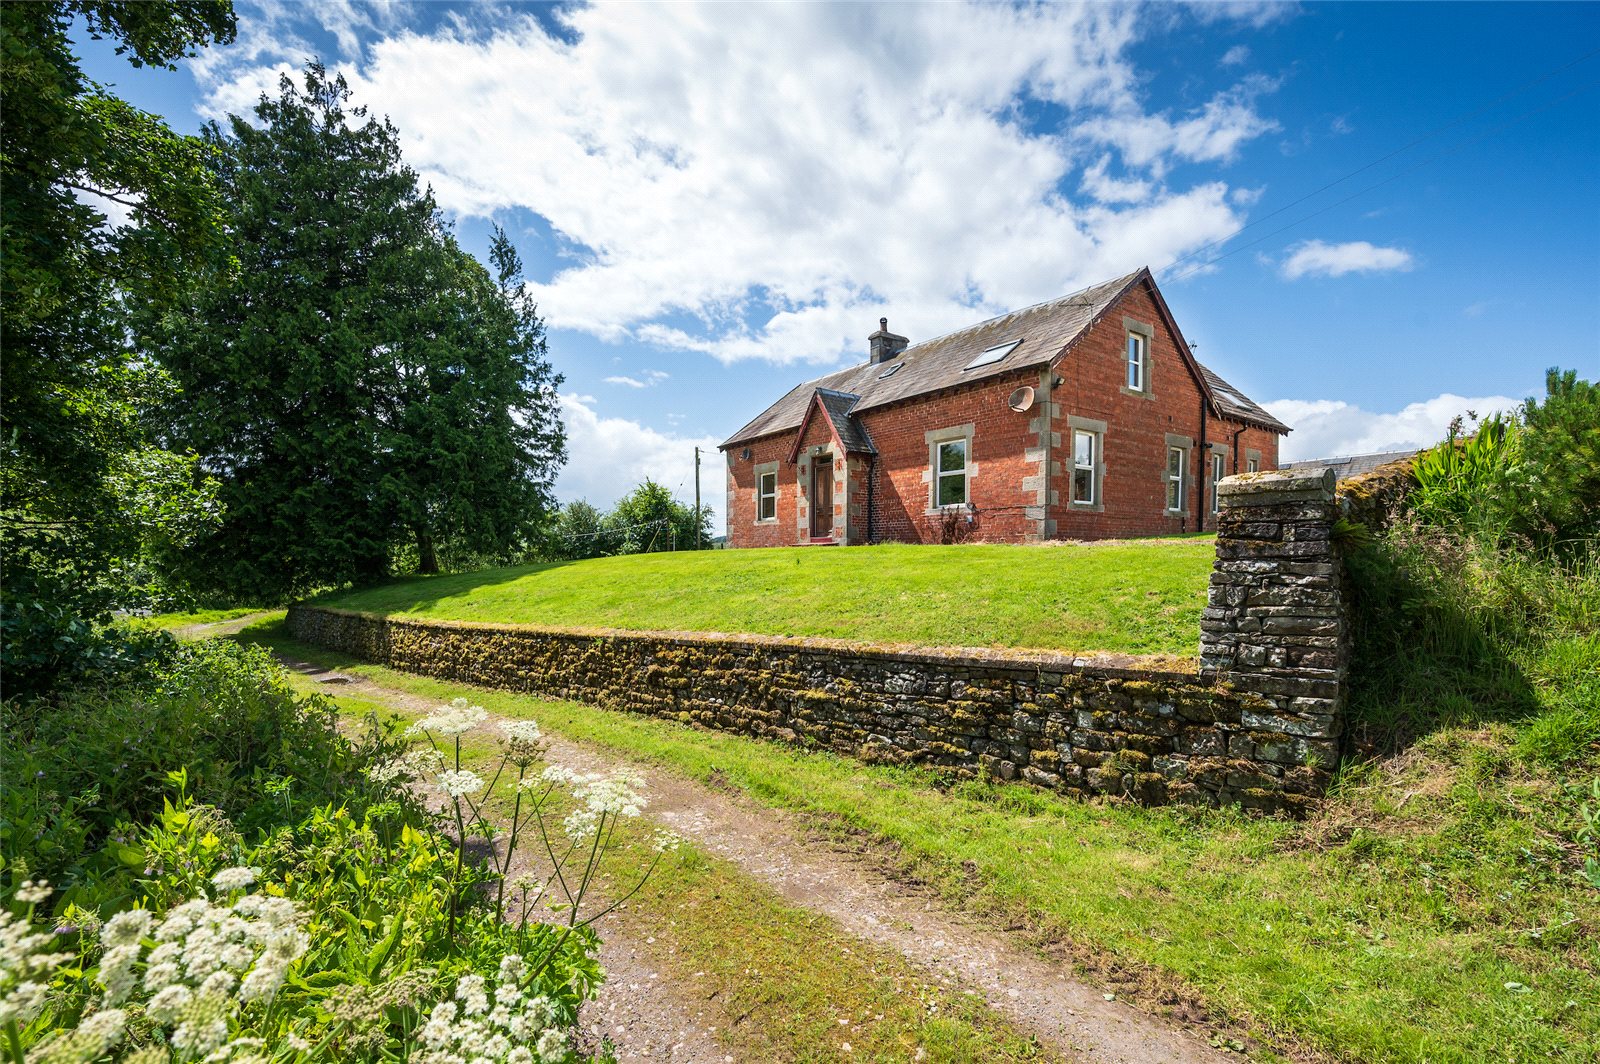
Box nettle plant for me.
[382,699,681,950]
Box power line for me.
[1152,45,1600,282]
[1160,78,1600,286]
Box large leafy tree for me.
[1,1,235,614]
[157,66,565,599]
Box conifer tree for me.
[157,65,565,599]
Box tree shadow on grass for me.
[307,558,587,618]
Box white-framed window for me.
[1211,452,1226,514]
[935,438,969,507]
[1165,446,1186,512]
[1072,429,1099,505]
[1126,332,1148,392]
[1247,456,1260,473]
[756,469,777,521]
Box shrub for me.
[1498,367,1600,553]
[1,640,392,896]
[0,596,178,704]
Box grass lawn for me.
[246,616,1600,1064]
[313,539,1215,656]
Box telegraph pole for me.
[693,446,702,550]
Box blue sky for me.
[80,1,1600,530]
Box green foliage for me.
[0,603,177,704]
[0,640,384,892]
[601,479,713,554]
[0,1,234,616]
[1409,413,1514,535]
[547,500,608,561]
[152,65,566,603]
[1578,777,1600,890]
[1346,525,1599,754]
[2,640,617,1059]
[1499,367,1600,552]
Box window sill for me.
[1119,386,1156,400]
[754,518,778,525]
[1068,501,1104,513]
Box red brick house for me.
[720,267,1289,547]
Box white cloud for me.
[1074,75,1280,174]
[195,2,1281,366]
[603,370,669,388]
[1280,239,1415,280]
[557,395,724,529]
[1220,44,1251,66]
[1265,392,1523,463]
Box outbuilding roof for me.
[721,267,1288,449]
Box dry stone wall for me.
[288,468,1349,816]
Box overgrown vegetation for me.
[316,537,1216,656]
[0,636,681,1060]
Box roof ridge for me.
[893,266,1145,356]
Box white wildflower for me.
[171,997,230,1057]
[147,983,192,1023]
[438,769,486,799]
[455,972,490,1016]
[145,960,181,991]
[652,830,685,854]
[97,943,141,1005]
[77,1007,129,1050]
[0,906,73,1026]
[365,758,409,784]
[14,880,51,906]
[211,866,259,893]
[536,1027,568,1063]
[200,969,237,999]
[0,982,46,1028]
[507,1048,535,1064]
[538,764,583,786]
[408,697,488,737]
[497,953,526,985]
[102,908,152,948]
[501,719,542,744]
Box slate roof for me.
[1198,365,1291,434]
[814,388,876,454]
[722,267,1289,449]
[1282,449,1418,479]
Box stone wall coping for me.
[1215,467,1337,508]
[289,604,1202,683]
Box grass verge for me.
[310,539,1214,656]
[298,674,1053,1063]
[245,617,1599,1064]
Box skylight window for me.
[963,339,1022,371]
[878,362,904,380]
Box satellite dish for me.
[1008,386,1035,413]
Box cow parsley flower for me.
[408,697,488,737]
[412,964,569,1063]
[102,908,152,948]
[439,769,486,798]
[211,866,259,893]
[1,889,74,1028]
[14,880,51,906]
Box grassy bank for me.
[311,539,1214,656]
[246,616,1599,1064]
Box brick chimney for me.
[869,317,909,364]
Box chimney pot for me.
[869,316,909,364]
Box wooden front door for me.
[810,457,834,538]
